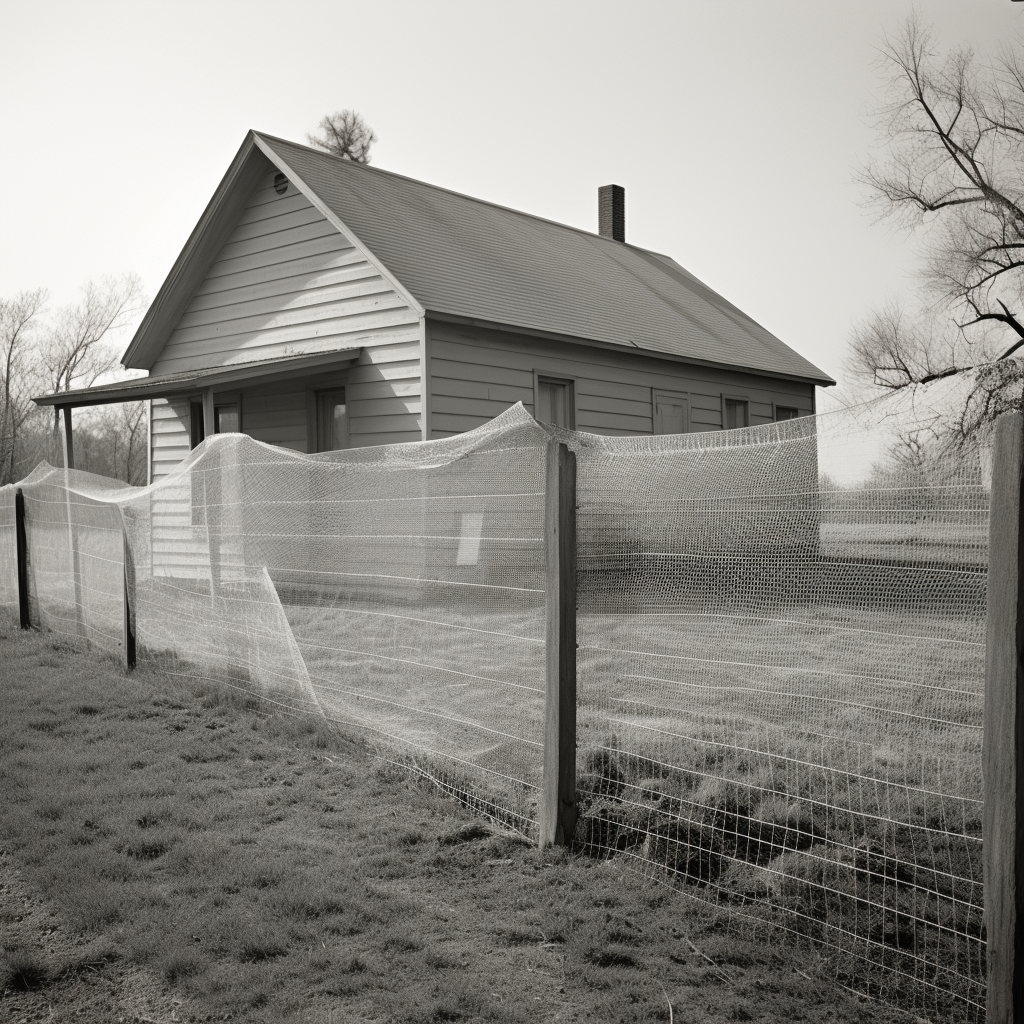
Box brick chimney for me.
[598,184,625,242]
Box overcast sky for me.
[1,0,1021,389]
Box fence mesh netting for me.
[0,390,989,1022]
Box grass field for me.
[572,606,986,1021]
[0,618,930,1024]
[276,595,987,1021]
[8,551,988,1021]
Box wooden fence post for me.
[15,488,29,629]
[122,517,136,673]
[984,410,1024,1024]
[540,441,577,848]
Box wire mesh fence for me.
[0,390,993,1021]
[564,397,986,1023]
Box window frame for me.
[190,391,242,449]
[652,388,690,435]
[533,371,577,430]
[318,388,349,453]
[773,403,800,422]
[213,391,242,435]
[304,371,351,453]
[721,393,750,430]
[306,386,350,453]
[189,390,241,528]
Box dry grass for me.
[571,607,986,1021]
[9,566,987,1020]
[0,616,921,1024]
[276,595,988,1019]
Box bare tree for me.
[43,275,144,396]
[848,17,1024,444]
[40,274,145,457]
[44,402,146,484]
[0,276,148,484]
[101,401,147,485]
[0,290,47,484]
[847,299,1019,447]
[307,110,377,164]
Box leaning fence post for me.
[15,488,29,629]
[540,441,577,848]
[984,410,1024,1024]
[122,516,136,673]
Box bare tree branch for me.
[307,110,377,164]
[849,17,1024,448]
[0,290,47,484]
[39,274,145,439]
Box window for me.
[316,389,348,452]
[214,393,241,435]
[216,403,239,433]
[775,405,799,421]
[535,376,575,428]
[190,395,240,448]
[723,398,749,430]
[653,390,689,435]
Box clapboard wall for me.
[145,168,427,576]
[147,345,423,578]
[147,397,193,576]
[151,170,421,376]
[426,321,815,439]
[148,168,423,479]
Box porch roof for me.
[32,347,363,409]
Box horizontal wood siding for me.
[144,168,423,487]
[141,164,428,575]
[241,382,307,452]
[151,171,422,377]
[148,398,200,577]
[233,341,423,452]
[151,398,191,481]
[346,343,423,447]
[148,346,421,492]
[428,323,815,439]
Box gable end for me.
[151,171,420,376]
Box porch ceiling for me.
[32,348,363,409]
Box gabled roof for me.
[123,130,832,385]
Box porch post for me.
[60,405,84,636]
[61,405,75,470]
[202,388,215,441]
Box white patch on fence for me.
[456,512,484,566]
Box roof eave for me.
[423,310,836,388]
[120,132,276,370]
[34,347,363,409]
